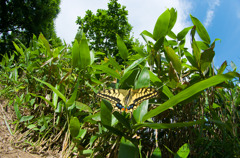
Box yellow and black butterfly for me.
[97,88,158,113]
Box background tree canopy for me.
[0,0,61,59]
[76,0,137,62]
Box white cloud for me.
[55,0,193,45]
[204,0,220,28]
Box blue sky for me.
[55,0,240,71]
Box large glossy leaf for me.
[168,8,177,31]
[143,72,240,121]
[177,26,193,41]
[135,67,150,89]
[190,15,211,44]
[164,46,182,73]
[153,9,170,40]
[118,137,139,158]
[117,34,128,60]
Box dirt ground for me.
[0,99,56,158]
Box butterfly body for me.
[97,88,158,113]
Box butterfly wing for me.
[125,88,158,112]
[96,89,129,112]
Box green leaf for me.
[20,116,34,122]
[108,55,122,72]
[168,8,177,31]
[33,77,66,103]
[151,147,162,158]
[200,47,215,72]
[101,100,112,126]
[164,46,182,73]
[66,81,79,108]
[135,67,150,89]
[192,40,201,68]
[167,31,177,39]
[143,72,240,121]
[113,111,131,129]
[39,33,51,54]
[123,57,147,74]
[184,51,198,68]
[177,26,193,41]
[154,37,164,51]
[76,129,87,139]
[134,119,205,130]
[117,34,128,60]
[93,65,121,79]
[12,41,24,57]
[72,40,80,69]
[196,41,209,50]
[118,137,139,158]
[79,34,91,69]
[75,101,93,113]
[153,9,170,40]
[218,61,227,74]
[14,102,21,120]
[190,15,211,44]
[70,117,81,137]
[175,143,190,158]
[141,30,154,39]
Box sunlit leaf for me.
[190,15,211,44]
[164,46,182,73]
[153,9,170,40]
[175,143,190,158]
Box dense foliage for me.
[1,6,240,158]
[0,0,61,59]
[76,0,136,62]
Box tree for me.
[76,0,134,61]
[0,0,61,58]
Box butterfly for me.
[97,88,158,113]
